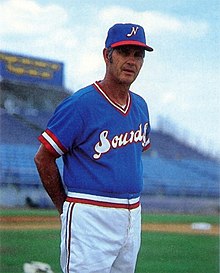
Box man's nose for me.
[126,55,136,65]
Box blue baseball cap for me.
[105,23,153,52]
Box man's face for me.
[107,45,145,85]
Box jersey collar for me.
[93,81,131,116]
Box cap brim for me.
[111,40,153,51]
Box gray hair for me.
[106,47,114,63]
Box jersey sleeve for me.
[142,122,151,152]
[142,99,151,152]
[38,96,84,157]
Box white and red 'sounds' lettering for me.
[93,123,149,159]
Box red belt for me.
[66,196,140,210]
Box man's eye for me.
[135,52,145,58]
[118,47,130,56]
[116,47,145,58]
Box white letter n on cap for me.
[127,26,139,37]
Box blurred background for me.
[0,0,219,213]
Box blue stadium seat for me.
[0,143,63,187]
[1,107,219,198]
[142,156,219,197]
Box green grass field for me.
[0,209,219,273]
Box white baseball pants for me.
[60,195,141,273]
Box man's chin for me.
[119,77,136,86]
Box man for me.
[34,23,153,273]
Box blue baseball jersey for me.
[39,81,151,199]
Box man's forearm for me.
[36,161,66,214]
[34,146,67,214]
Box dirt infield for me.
[0,216,219,235]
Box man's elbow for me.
[34,153,39,165]
[34,145,46,168]
[34,152,43,169]
[34,145,57,169]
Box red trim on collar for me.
[93,81,131,116]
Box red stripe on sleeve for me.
[38,135,61,158]
[45,129,68,154]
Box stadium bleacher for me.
[1,107,219,202]
[0,143,63,186]
[1,106,219,209]
[142,156,219,197]
[20,110,53,130]
[0,108,40,145]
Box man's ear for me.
[103,48,109,63]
